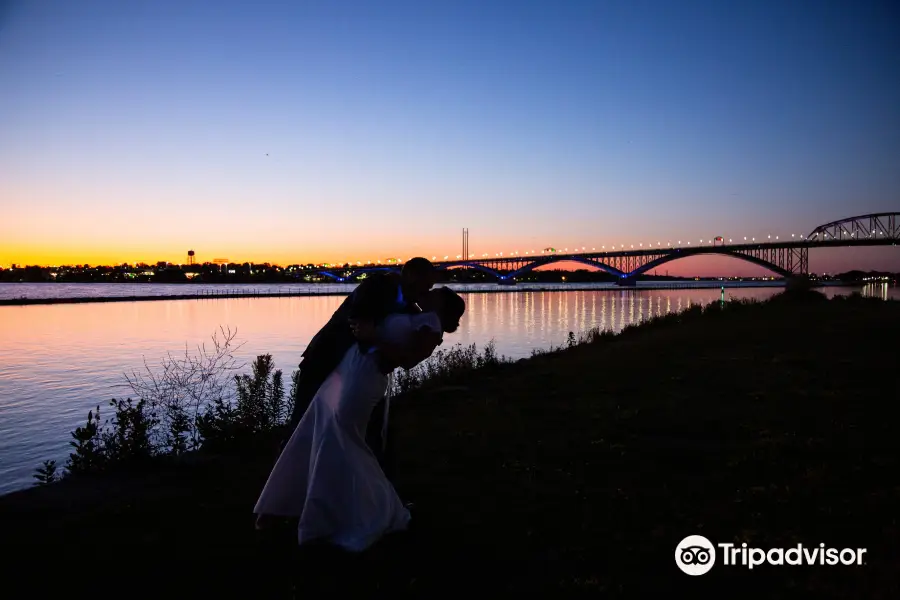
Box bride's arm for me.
[399,328,442,369]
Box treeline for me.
[3,264,690,284]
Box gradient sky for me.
[1,0,898,276]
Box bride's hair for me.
[433,286,465,333]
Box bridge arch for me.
[806,211,899,241]
[435,261,504,279]
[506,255,627,279]
[629,248,792,278]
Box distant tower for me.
[462,228,469,260]
[187,250,195,266]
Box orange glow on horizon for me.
[2,243,897,278]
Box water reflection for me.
[0,284,897,494]
[861,282,890,301]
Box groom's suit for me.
[288,271,419,474]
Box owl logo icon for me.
[675,535,716,575]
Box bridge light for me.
[640,243,643,247]
[752,238,755,241]
[776,236,779,240]
[592,247,595,251]
[729,238,732,242]
[744,237,747,241]
[444,256,449,260]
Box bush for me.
[33,460,60,486]
[123,326,245,453]
[37,329,297,483]
[197,354,289,450]
[392,340,509,395]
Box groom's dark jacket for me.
[300,271,419,377]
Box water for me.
[0,282,895,494]
[0,280,791,301]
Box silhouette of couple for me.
[253,258,465,551]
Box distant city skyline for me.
[1,0,898,276]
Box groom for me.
[287,257,436,475]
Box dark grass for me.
[1,292,899,598]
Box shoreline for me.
[0,280,859,306]
[1,291,897,596]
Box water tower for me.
[187,249,195,265]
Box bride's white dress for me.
[253,311,442,551]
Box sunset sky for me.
[1,0,898,276]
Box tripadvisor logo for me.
[676,535,716,575]
[675,535,867,575]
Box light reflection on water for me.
[0,283,895,494]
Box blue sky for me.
[0,0,898,273]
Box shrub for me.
[123,326,245,452]
[39,339,296,482]
[392,340,509,395]
[197,354,288,449]
[33,460,59,486]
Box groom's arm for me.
[348,274,400,345]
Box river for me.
[0,281,895,494]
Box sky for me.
[0,0,898,276]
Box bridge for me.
[307,212,899,286]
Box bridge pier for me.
[616,277,637,287]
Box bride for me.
[253,286,466,551]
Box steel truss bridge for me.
[308,212,899,286]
